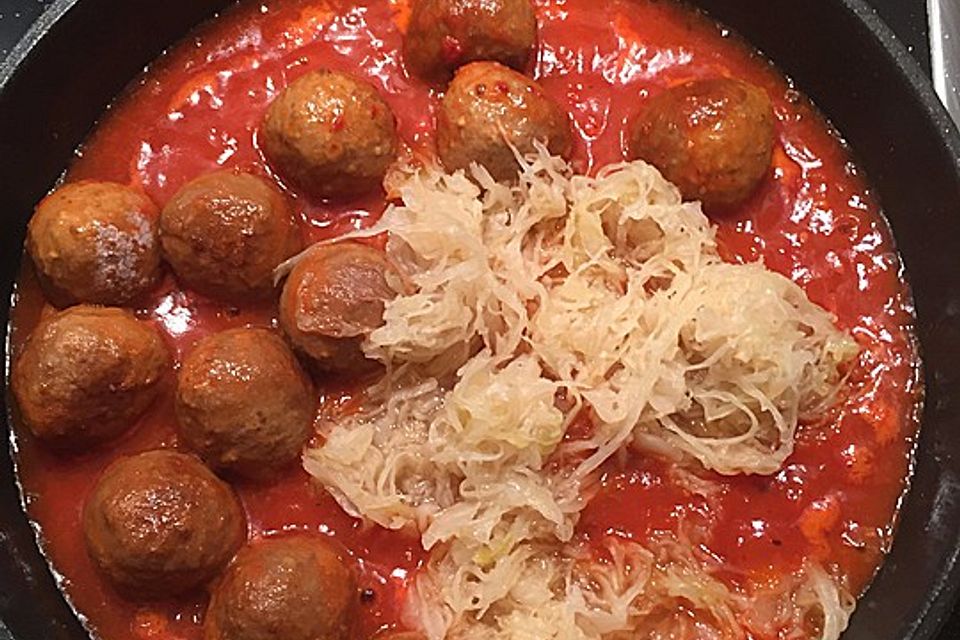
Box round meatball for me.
[11,305,169,448]
[160,170,302,301]
[27,181,161,307]
[262,71,399,199]
[404,0,537,83]
[279,242,394,373]
[205,535,357,640]
[83,450,246,598]
[176,328,315,479]
[627,78,775,212]
[437,62,572,182]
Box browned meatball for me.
[160,170,302,301]
[404,0,537,83]
[279,242,394,373]
[627,78,775,212]
[83,450,245,598]
[204,535,357,640]
[11,305,169,449]
[27,181,162,307]
[437,62,572,182]
[176,328,315,479]
[262,71,399,199]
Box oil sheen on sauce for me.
[7,0,921,638]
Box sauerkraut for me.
[405,538,855,640]
[295,146,859,639]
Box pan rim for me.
[0,1,958,639]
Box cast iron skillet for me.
[1,0,959,638]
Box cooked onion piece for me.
[299,147,858,639]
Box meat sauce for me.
[7,0,920,638]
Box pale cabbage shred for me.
[297,147,859,640]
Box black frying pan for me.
[1,0,959,638]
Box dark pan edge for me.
[0,0,81,92]
[0,1,233,638]
[844,2,960,639]
[0,2,101,637]
[843,0,960,164]
[843,2,960,637]
[2,1,91,634]
[1,0,959,639]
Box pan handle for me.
[930,0,960,124]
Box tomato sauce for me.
[7,0,921,638]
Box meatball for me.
[262,71,399,199]
[279,242,394,373]
[176,328,315,479]
[205,535,357,640]
[627,78,775,212]
[404,0,537,83]
[160,170,302,301]
[83,450,245,598]
[27,181,161,307]
[11,305,169,448]
[437,62,572,182]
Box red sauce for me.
[8,0,921,638]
